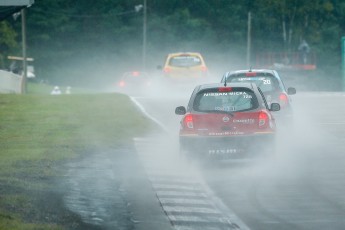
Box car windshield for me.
[226,73,280,93]
[193,88,259,112]
[168,55,202,67]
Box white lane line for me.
[150,174,237,228]
[153,184,203,191]
[130,97,169,133]
[163,206,222,214]
[157,191,207,198]
[173,226,230,230]
[150,178,200,184]
[168,214,231,223]
[151,181,201,187]
[160,198,211,205]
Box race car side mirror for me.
[270,103,280,111]
[287,87,296,95]
[175,106,186,115]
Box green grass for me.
[0,85,158,229]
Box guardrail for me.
[0,70,23,94]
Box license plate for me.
[208,148,246,159]
[208,149,239,155]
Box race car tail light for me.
[218,87,232,92]
[245,72,257,77]
[119,80,125,87]
[163,67,171,73]
[258,111,269,128]
[201,66,208,72]
[279,93,289,107]
[132,71,140,76]
[183,114,194,129]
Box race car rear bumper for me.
[180,133,275,158]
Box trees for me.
[2,0,344,86]
[0,21,18,68]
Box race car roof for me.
[229,69,276,75]
[197,82,256,91]
[0,0,34,21]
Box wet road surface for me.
[62,91,345,230]
[133,91,345,230]
[63,146,173,230]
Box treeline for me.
[1,0,345,87]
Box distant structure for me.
[51,86,61,95]
[65,86,71,94]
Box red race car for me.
[175,82,280,160]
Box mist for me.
[18,2,345,229]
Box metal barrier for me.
[0,70,23,94]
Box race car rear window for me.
[168,55,202,67]
[193,87,259,112]
[226,73,279,93]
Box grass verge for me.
[0,90,158,229]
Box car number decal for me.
[203,92,248,96]
[215,106,235,111]
[233,119,255,124]
[263,79,271,84]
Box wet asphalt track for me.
[132,91,345,230]
[62,90,345,230]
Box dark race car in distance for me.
[175,82,280,160]
[220,69,296,121]
[116,71,151,95]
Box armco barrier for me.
[0,70,22,94]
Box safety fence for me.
[0,70,22,94]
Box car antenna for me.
[224,75,227,87]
